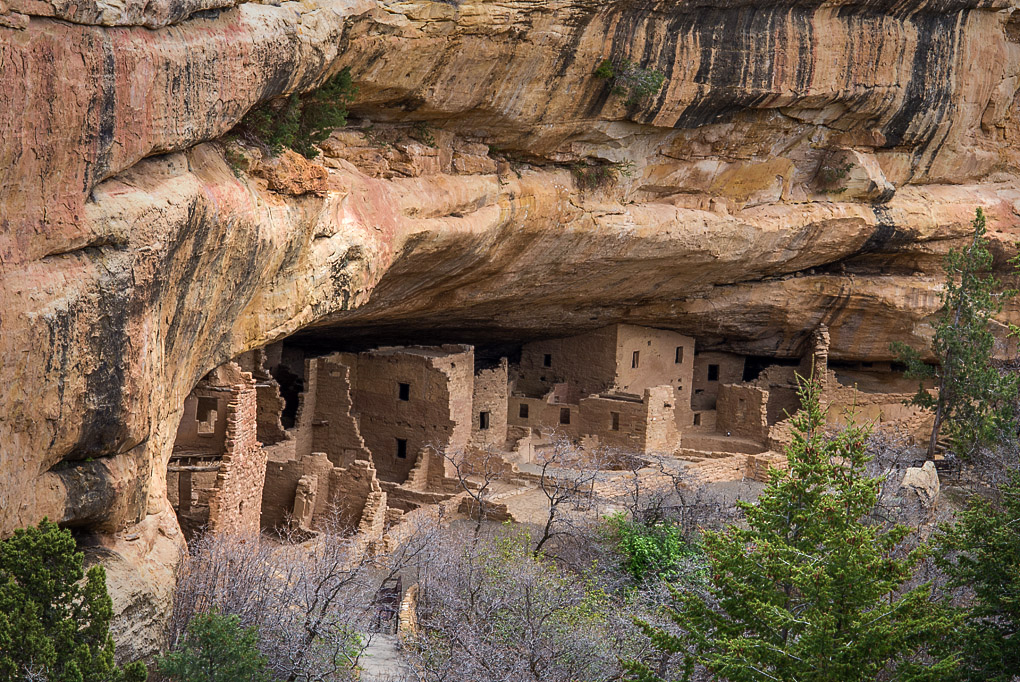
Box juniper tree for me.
[934,469,1020,682]
[157,611,269,682]
[892,207,1020,458]
[0,519,146,682]
[623,378,957,682]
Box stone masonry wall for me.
[692,351,746,411]
[260,452,333,531]
[517,326,618,403]
[717,384,770,443]
[327,458,381,532]
[471,358,509,449]
[293,358,318,460]
[349,346,474,483]
[207,371,266,536]
[311,355,372,467]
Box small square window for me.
[398,382,410,401]
[396,438,408,459]
[632,351,640,369]
[519,404,529,419]
[559,407,571,425]
[611,412,620,431]
[543,354,552,367]
[675,346,684,364]
[707,364,719,382]
[479,411,490,430]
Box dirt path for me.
[360,633,411,682]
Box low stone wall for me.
[744,452,788,483]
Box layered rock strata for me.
[2,0,1020,659]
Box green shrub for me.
[157,611,268,682]
[571,160,634,191]
[0,519,147,682]
[594,59,666,105]
[411,121,437,148]
[604,513,690,582]
[237,67,355,159]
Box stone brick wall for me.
[311,355,372,467]
[260,452,334,530]
[345,345,474,484]
[174,391,229,453]
[328,459,382,531]
[471,358,508,448]
[642,385,681,453]
[293,358,318,460]
[692,351,746,411]
[577,395,647,451]
[517,326,618,402]
[717,384,770,443]
[236,349,289,445]
[207,371,266,537]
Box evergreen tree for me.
[623,378,957,682]
[934,469,1020,682]
[157,611,268,682]
[892,207,1020,458]
[0,519,146,682]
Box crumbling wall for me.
[311,355,372,467]
[328,459,381,531]
[293,358,318,459]
[261,452,334,530]
[235,349,289,445]
[717,384,770,443]
[348,346,474,483]
[471,358,509,448]
[207,373,266,536]
[692,352,746,411]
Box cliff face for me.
[2,0,1019,659]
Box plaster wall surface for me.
[613,324,694,400]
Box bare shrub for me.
[531,439,608,555]
[406,524,637,682]
[168,514,376,682]
[440,445,507,533]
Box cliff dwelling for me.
[162,320,933,547]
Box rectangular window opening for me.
[396,438,408,459]
[675,346,684,364]
[479,411,490,430]
[519,404,530,419]
[196,397,218,435]
[611,412,620,431]
[693,413,702,426]
[543,353,552,367]
[707,364,720,382]
[559,407,571,425]
[398,382,410,401]
[632,351,640,369]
